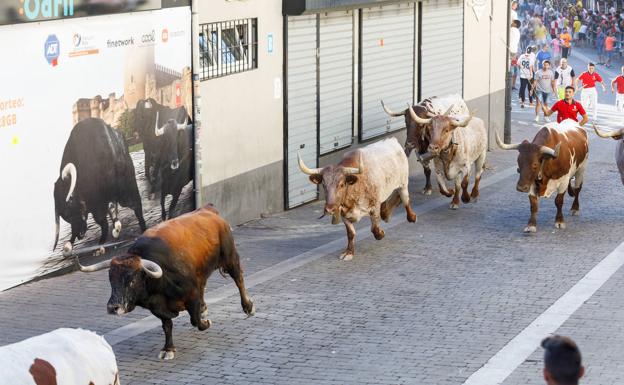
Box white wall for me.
[198,0,284,186]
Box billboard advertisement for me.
[0,6,194,290]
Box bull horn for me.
[407,104,432,125]
[61,163,77,202]
[539,143,560,158]
[495,131,520,150]
[344,151,363,175]
[450,111,474,128]
[177,116,188,130]
[154,111,165,136]
[75,255,112,272]
[443,104,455,116]
[141,259,163,279]
[593,122,624,138]
[297,152,322,175]
[53,212,60,251]
[381,100,405,117]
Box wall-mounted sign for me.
[268,33,274,54]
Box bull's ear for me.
[345,175,358,185]
[309,174,323,184]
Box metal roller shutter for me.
[361,3,415,140]
[319,11,353,154]
[420,0,464,99]
[286,15,319,209]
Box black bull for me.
[53,118,146,254]
[134,99,193,220]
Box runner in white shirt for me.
[518,47,536,107]
[554,58,576,100]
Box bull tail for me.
[218,224,242,279]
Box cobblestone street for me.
[4,49,624,384]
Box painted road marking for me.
[462,241,624,385]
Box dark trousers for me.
[519,78,533,103]
[562,46,570,58]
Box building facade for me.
[198,0,508,225]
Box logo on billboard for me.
[69,33,99,58]
[44,34,60,67]
[140,30,156,45]
[162,29,169,43]
[21,0,74,20]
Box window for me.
[199,18,258,80]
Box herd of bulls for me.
[7,94,623,384]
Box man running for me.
[611,65,624,124]
[575,62,605,121]
[541,86,589,126]
[534,60,557,123]
[518,47,535,108]
[555,58,575,100]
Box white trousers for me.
[616,93,624,113]
[581,87,598,121]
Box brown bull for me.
[496,120,588,232]
[76,205,255,360]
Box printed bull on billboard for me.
[0,6,194,290]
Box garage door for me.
[285,15,318,209]
[420,0,464,99]
[319,11,354,154]
[360,3,415,140]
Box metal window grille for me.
[199,18,258,80]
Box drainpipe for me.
[191,0,204,208]
[504,0,512,144]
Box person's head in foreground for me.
[542,335,584,385]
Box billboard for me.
[0,6,194,290]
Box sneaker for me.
[545,116,551,122]
[534,115,540,123]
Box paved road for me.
[2,48,624,385]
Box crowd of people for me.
[509,0,624,125]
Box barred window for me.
[199,18,258,80]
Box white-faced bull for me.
[75,205,255,360]
[381,94,468,196]
[592,123,624,185]
[53,118,146,255]
[298,137,417,261]
[496,119,589,232]
[409,107,487,209]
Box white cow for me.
[1,328,120,385]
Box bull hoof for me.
[373,229,385,240]
[524,225,537,233]
[449,203,459,210]
[62,242,73,256]
[158,350,175,360]
[570,209,579,216]
[422,188,433,195]
[198,319,212,331]
[245,301,256,317]
[407,212,417,223]
[461,195,471,204]
[340,251,354,261]
[555,222,566,229]
[112,221,122,238]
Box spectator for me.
[535,21,548,49]
[596,27,606,64]
[551,35,561,66]
[541,336,584,385]
[536,45,552,70]
[511,1,519,22]
[578,22,587,47]
[605,32,616,68]
[560,28,572,58]
[573,16,581,40]
[518,47,536,108]
[533,60,557,122]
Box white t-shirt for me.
[518,53,535,79]
[555,65,575,87]
[511,9,518,22]
[510,27,520,54]
[579,25,587,34]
